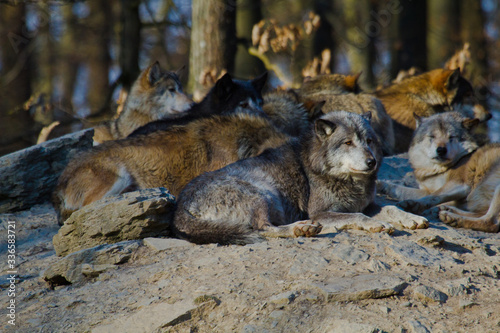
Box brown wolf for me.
[377,112,500,233]
[93,62,193,144]
[172,111,428,245]
[375,68,472,153]
[53,95,308,223]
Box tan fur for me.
[93,62,192,144]
[378,113,500,232]
[54,113,291,223]
[375,68,462,153]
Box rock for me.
[268,291,296,305]
[332,244,370,264]
[385,239,457,267]
[288,253,329,276]
[458,299,477,309]
[92,300,198,333]
[53,188,175,257]
[0,129,94,213]
[143,237,193,251]
[413,285,448,304]
[368,259,391,272]
[407,320,431,333]
[43,240,140,286]
[417,235,445,247]
[327,320,380,333]
[312,274,407,302]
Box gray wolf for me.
[129,72,268,136]
[377,112,500,233]
[173,111,428,245]
[375,68,473,153]
[93,62,193,144]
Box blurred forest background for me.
[0,0,499,156]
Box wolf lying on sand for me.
[173,111,428,245]
[378,112,500,233]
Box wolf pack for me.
[52,59,500,245]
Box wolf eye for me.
[345,141,352,146]
[449,135,456,140]
[239,101,249,108]
[367,138,372,144]
[168,87,176,93]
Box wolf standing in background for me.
[378,112,500,233]
[93,62,193,144]
[375,68,473,153]
[173,111,428,245]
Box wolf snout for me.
[365,158,376,170]
[436,146,447,158]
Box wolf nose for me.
[436,146,447,157]
[366,158,376,170]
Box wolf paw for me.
[365,220,395,234]
[438,206,464,228]
[292,220,323,237]
[376,180,391,195]
[397,199,430,214]
[398,214,429,230]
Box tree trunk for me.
[427,0,460,69]
[188,0,236,98]
[86,0,112,116]
[119,0,141,91]
[342,0,376,89]
[0,4,33,156]
[460,0,488,88]
[58,4,80,114]
[313,0,336,72]
[234,0,264,78]
[389,0,427,77]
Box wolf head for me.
[300,73,362,97]
[308,111,382,178]
[127,61,193,117]
[427,68,470,107]
[409,112,479,171]
[203,72,268,115]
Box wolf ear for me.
[252,72,268,92]
[445,68,460,88]
[413,113,423,128]
[361,111,372,122]
[215,73,234,99]
[175,65,186,78]
[303,100,325,120]
[315,119,336,140]
[147,61,162,85]
[345,72,362,92]
[462,118,480,130]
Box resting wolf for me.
[173,111,428,245]
[378,112,500,233]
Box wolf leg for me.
[397,184,470,214]
[312,212,394,234]
[439,185,500,232]
[367,204,429,230]
[376,180,427,200]
[258,220,323,239]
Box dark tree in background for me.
[389,0,427,78]
[0,4,32,155]
[234,0,264,78]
